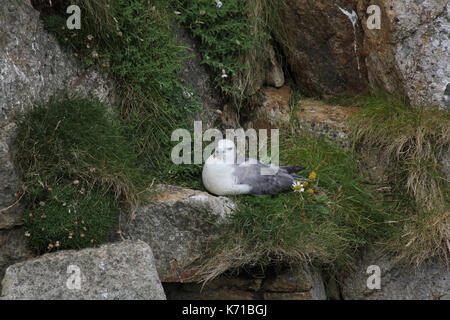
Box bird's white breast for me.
[202,156,252,196]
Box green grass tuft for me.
[15,94,152,252]
[344,93,450,265]
[23,182,118,252]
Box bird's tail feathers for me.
[281,166,306,174]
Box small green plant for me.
[176,0,269,107]
[15,94,151,252]
[23,182,118,252]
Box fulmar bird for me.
[202,139,305,196]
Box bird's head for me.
[214,139,236,163]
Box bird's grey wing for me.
[233,162,295,195]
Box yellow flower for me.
[302,181,309,187]
[307,188,314,195]
[309,171,317,181]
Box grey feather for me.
[233,160,302,195]
[280,166,305,174]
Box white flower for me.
[221,69,228,78]
[216,1,223,8]
[292,181,305,193]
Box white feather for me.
[202,140,252,195]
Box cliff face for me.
[358,0,449,109]
[0,0,448,300]
[0,0,114,226]
[0,0,114,289]
[271,0,449,109]
[277,0,369,96]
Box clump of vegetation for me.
[15,94,151,252]
[195,133,394,282]
[41,0,202,187]
[23,183,118,252]
[175,0,270,108]
[344,94,450,265]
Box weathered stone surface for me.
[164,264,327,300]
[245,96,360,147]
[263,264,327,300]
[245,86,291,130]
[220,103,241,129]
[0,123,23,230]
[0,227,33,292]
[1,240,166,300]
[358,0,449,109]
[123,185,235,282]
[263,266,313,293]
[294,99,360,148]
[264,45,285,88]
[340,248,450,300]
[0,0,115,231]
[0,0,115,121]
[164,276,261,300]
[263,292,314,300]
[278,0,368,96]
[175,27,223,129]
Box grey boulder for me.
[1,240,165,300]
[123,184,235,282]
[340,247,449,300]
